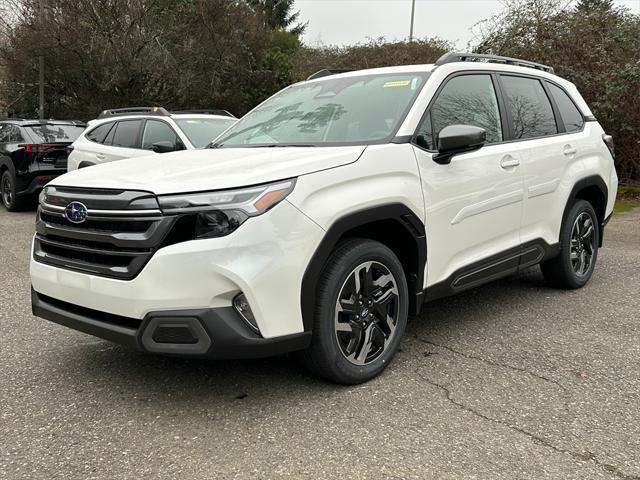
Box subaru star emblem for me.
[64,201,88,224]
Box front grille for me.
[33,187,179,280]
[40,211,152,233]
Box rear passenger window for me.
[417,74,503,150]
[501,76,557,139]
[547,83,584,133]
[86,122,114,144]
[10,126,24,143]
[110,120,143,148]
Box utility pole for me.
[409,0,416,42]
[38,0,44,120]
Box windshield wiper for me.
[210,143,317,148]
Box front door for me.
[412,73,524,289]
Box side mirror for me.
[433,125,487,165]
[152,141,176,153]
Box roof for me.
[0,119,86,126]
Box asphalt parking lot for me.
[1,206,638,480]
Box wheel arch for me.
[563,175,608,247]
[0,156,15,176]
[301,203,426,331]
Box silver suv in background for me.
[68,107,237,170]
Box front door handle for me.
[500,156,520,169]
[563,145,578,156]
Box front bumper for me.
[30,200,326,339]
[32,289,311,358]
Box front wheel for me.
[541,199,599,289]
[299,238,408,384]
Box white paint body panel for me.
[59,145,365,194]
[413,144,524,286]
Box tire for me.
[1,170,26,212]
[541,199,599,289]
[299,238,409,384]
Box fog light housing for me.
[233,293,260,334]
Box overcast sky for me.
[294,0,640,49]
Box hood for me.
[53,146,366,195]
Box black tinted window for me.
[26,124,84,142]
[86,122,115,143]
[501,76,557,139]
[419,74,503,150]
[547,83,584,133]
[110,120,143,148]
[141,120,179,150]
[0,125,9,143]
[10,126,24,142]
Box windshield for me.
[26,124,84,143]
[215,72,428,147]
[174,117,237,148]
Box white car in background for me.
[67,107,237,170]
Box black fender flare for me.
[300,203,427,331]
[562,175,608,247]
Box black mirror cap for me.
[434,125,487,165]
[152,141,176,153]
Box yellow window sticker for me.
[383,80,411,88]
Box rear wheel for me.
[300,239,408,384]
[1,170,26,212]
[541,199,599,289]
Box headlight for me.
[158,179,296,239]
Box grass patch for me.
[614,185,640,214]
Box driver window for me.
[142,120,181,150]
[416,74,503,150]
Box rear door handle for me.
[95,153,106,160]
[500,156,520,169]
[563,145,578,156]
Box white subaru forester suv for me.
[30,53,618,384]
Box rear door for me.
[413,72,525,289]
[101,119,145,163]
[498,75,585,247]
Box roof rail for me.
[171,109,236,118]
[435,52,554,74]
[97,107,170,119]
[307,69,355,81]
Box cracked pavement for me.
[1,206,639,479]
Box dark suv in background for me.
[0,119,85,211]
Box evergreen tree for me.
[576,0,615,13]
[248,0,307,36]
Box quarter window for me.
[109,120,143,148]
[141,120,180,150]
[417,74,503,150]
[547,83,584,133]
[501,76,557,139]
